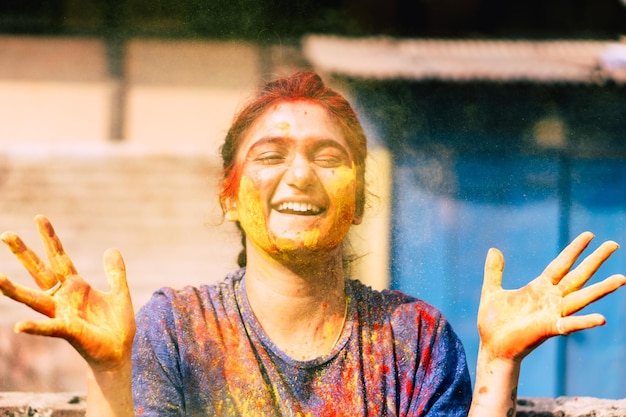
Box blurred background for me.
[0,0,625,400]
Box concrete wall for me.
[0,35,391,392]
[0,35,259,391]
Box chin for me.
[269,235,343,261]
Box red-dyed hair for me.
[219,71,368,266]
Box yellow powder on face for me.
[312,163,358,250]
[236,160,359,256]
[276,121,290,133]
[302,228,321,248]
[237,175,275,253]
[237,176,304,259]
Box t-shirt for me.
[132,269,472,416]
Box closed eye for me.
[246,137,289,165]
[254,152,287,165]
[314,154,344,168]
[312,146,349,168]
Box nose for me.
[284,154,316,189]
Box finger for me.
[559,240,620,294]
[556,313,606,336]
[562,274,626,316]
[104,248,130,298]
[0,232,58,290]
[15,318,66,338]
[481,248,504,298]
[35,215,77,280]
[542,231,594,285]
[0,275,56,317]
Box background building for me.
[0,0,625,399]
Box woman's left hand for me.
[477,231,626,363]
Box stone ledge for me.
[0,392,86,416]
[515,396,626,417]
[0,393,625,416]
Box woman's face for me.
[226,100,362,259]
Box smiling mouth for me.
[275,201,324,215]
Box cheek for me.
[237,175,274,248]
[328,165,358,213]
[321,165,358,243]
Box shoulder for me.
[136,269,245,318]
[347,278,444,324]
[347,279,460,351]
[346,280,470,392]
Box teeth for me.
[277,202,321,214]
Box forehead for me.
[237,100,348,156]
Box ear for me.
[223,198,239,222]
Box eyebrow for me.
[246,136,351,157]
[248,136,289,148]
[244,136,290,157]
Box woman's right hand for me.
[0,214,135,372]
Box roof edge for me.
[302,35,626,85]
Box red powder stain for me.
[404,379,413,396]
[478,386,488,394]
[221,160,245,202]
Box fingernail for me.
[36,216,55,236]
[1,233,24,253]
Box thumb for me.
[482,248,505,298]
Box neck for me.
[244,242,348,360]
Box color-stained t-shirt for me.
[132,269,472,416]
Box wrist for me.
[477,340,524,368]
[86,358,134,417]
[470,345,521,417]
[88,356,132,379]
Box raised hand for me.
[477,231,626,363]
[0,215,135,372]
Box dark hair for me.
[219,71,368,267]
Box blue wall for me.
[351,80,626,398]
[390,153,625,398]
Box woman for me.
[1,71,624,416]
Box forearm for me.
[86,360,135,417]
[468,345,521,417]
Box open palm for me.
[0,215,135,371]
[477,232,625,363]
